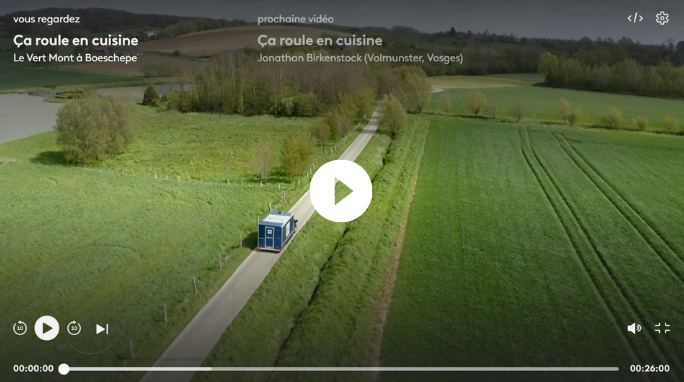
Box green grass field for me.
[428,81,684,130]
[0,52,138,90]
[0,106,358,184]
[192,118,428,382]
[429,75,537,89]
[0,107,362,382]
[379,117,684,382]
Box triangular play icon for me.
[42,322,52,333]
[96,324,105,334]
[335,177,354,205]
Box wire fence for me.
[116,119,366,365]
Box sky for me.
[1,0,682,45]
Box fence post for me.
[193,278,197,293]
[177,176,180,182]
[163,304,168,325]
[261,181,263,188]
[218,254,222,270]
[129,340,135,360]
[268,203,272,211]
[240,234,243,248]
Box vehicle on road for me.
[257,211,297,252]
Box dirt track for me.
[0,94,61,145]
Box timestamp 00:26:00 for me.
[630,364,670,373]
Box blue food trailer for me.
[258,211,297,252]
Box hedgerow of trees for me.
[539,52,684,99]
[174,49,431,119]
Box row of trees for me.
[174,48,432,119]
[539,52,684,98]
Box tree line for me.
[538,52,684,99]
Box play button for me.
[34,316,59,341]
[310,160,372,222]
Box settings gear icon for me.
[656,11,669,25]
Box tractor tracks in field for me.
[553,133,684,287]
[518,126,675,382]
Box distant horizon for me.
[1,0,681,46]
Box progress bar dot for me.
[58,364,69,375]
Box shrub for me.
[663,115,678,133]
[55,88,96,100]
[353,89,376,119]
[293,93,319,117]
[440,92,452,113]
[512,100,525,122]
[559,98,571,122]
[635,115,648,130]
[55,96,138,164]
[324,111,341,140]
[466,89,487,116]
[567,107,583,126]
[164,91,197,112]
[484,99,498,118]
[312,119,331,147]
[142,84,160,106]
[253,138,276,180]
[601,107,622,129]
[380,96,408,137]
[281,134,315,177]
[336,98,358,122]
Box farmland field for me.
[0,107,361,382]
[379,117,684,382]
[427,81,684,130]
[427,75,536,89]
[139,25,349,56]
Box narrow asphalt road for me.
[140,109,381,382]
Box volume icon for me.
[628,323,642,334]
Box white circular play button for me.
[34,316,59,341]
[310,160,372,223]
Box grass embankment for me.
[379,117,684,382]
[193,117,429,382]
[426,81,684,132]
[0,107,363,382]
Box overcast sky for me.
[2,0,682,45]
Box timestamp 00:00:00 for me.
[13,365,54,373]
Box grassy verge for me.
[193,117,429,382]
[271,117,429,381]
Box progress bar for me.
[59,365,619,375]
